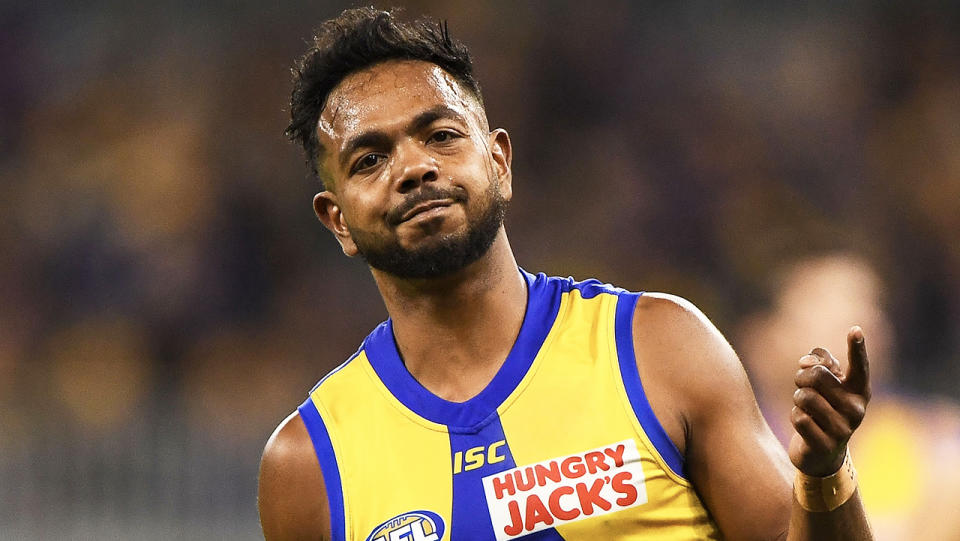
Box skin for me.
[259,59,873,540]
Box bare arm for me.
[633,294,872,541]
[258,412,331,541]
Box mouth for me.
[399,199,454,223]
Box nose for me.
[392,140,439,193]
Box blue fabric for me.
[448,414,567,540]
[297,397,346,541]
[449,415,516,539]
[614,292,686,478]
[564,276,624,299]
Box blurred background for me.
[1,1,958,539]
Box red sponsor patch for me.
[481,440,647,540]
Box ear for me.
[488,128,513,201]
[314,191,359,257]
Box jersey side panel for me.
[608,292,721,538]
[611,292,686,483]
[298,396,346,541]
[311,351,454,541]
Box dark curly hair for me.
[286,7,483,187]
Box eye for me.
[428,130,460,144]
[351,153,384,174]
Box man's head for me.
[287,9,513,279]
[287,7,484,187]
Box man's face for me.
[313,60,513,279]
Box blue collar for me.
[362,268,562,433]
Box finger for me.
[793,387,853,443]
[844,326,871,397]
[791,406,834,455]
[798,354,821,369]
[795,364,841,390]
[798,348,843,380]
[794,365,865,423]
[810,347,843,377]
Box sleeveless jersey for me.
[298,269,722,540]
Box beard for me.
[349,181,507,279]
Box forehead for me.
[317,60,482,150]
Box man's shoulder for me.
[262,411,313,463]
[528,268,629,298]
[630,292,747,417]
[306,325,385,397]
[633,292,723,340]
[528,270,722,350]
[309,347,367,393]
[258,411,330,539]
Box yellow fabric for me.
[309,355,453,540]
[498,289,719,540]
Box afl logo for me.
[366,510,446,541]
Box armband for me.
[794,448,858,512]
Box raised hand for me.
[788,326,871,477]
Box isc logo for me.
[453,440,507,474]
[365,510,445,541]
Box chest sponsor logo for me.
[481,439,647,540]
[365,510,445,541]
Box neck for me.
[370,230,527,402]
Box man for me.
[259,8,873,540]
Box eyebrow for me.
[410,105,468,133]
[338,105,470,170]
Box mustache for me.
[386,185,468,226]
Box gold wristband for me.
[794,449,858,512]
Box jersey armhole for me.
[298,396,346,541]
[614,291,687,480]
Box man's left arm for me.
[632,294,872,541]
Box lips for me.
[400,199,454,223]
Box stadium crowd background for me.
[1,1,958,539]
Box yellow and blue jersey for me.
[298,269,722,540]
